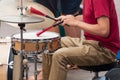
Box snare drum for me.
[12,31,60,53]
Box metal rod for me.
[20,0,23,15]
[18,23,25,80]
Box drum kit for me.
[0,0,60,80]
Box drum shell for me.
[11,31,61,53]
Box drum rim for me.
[12,37,60,42]
[11,31,60,42]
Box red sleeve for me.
[93,0,110,18]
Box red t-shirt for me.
[83,0,120,53]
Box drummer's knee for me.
[52,51,66,63]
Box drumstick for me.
[36,21,63,37]
[36,13,80,37]
[30,7,57,21]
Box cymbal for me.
[24,2,56,30]
[0,1,56,30]
[0,15,44,24]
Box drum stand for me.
[0,0,44,79]
[18,23,27,80]
[0,15,44,80]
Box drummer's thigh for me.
[53,45,90,64]
[53,45,115,66]
[61,36,82,47]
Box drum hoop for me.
[11,36,60,42]
[11,31,60,42]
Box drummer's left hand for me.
[55,15,79,27]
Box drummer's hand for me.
[55,15,79,27]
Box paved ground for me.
[0,0,120,80]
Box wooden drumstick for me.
[36,12,80,36]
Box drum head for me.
[12,31,60,41]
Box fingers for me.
[55,15,74,21]
[55,15,66,22]
[55,15,75,26]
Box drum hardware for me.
[0,15,44,80]
[43,41,53,66]
[27,53,42,63]
[16,0,27,15]
[0,61,13,69]
[10,30,60,80]
[23,58,29,80]
[0,1,60,80]
[23,67,29,80]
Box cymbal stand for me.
[17,0,28,79]
[17,0,28,16]
[17,0,24,15]
[0,4,44,79]
[18,23,26,80]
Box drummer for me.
[34,0,83,38]
[29,0,83,80]
[49,0,120,80]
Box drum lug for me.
[44,50,49,54]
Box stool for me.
[78,62,115,80]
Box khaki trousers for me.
[48,36,116,80]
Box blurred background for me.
[0,0,120,80]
